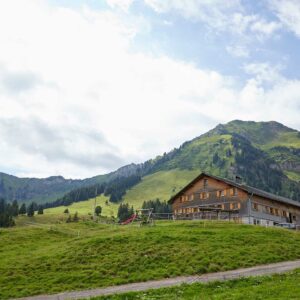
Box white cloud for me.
[0,0,299,179]
[250,19,281,36]
[106,0,135,12]
[143,0,282,60]
[144,0,281,37]
[243,62,284,85]
[270,0,300,37]
[226,45,249,58]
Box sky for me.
[0,0,300,179]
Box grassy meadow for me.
[44,194,119,218]
[122,169,199,208]
[93,269,300,300]
[1,220,300,299]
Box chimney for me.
[235,175,242,184]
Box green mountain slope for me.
[0,172,109,204]
[120,120,300,206]
[1,120,300,207]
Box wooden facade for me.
[168,173,300,226]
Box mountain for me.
[1,120,300,205]
[0,172,106,204]
[121,120,300,206]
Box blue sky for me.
[0,0,300,178]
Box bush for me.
[95,206,102,216]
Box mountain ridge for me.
[1,120,300,204]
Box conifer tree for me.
[19,203,26,215]
[11,200,19,216]
[27,202,35,217]
[37,206,44,214]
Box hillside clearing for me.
[44,194,118,218]
[1,221,300,299]
[122,169,199,208]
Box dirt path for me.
[15,260,300,300]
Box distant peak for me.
[46,175,65,181]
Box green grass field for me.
[122,169,199,208]
[44,194,119,218]
[43,169,199,218]
[93,269,300,300]
[1,220,300,299]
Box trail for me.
[14,259,300,300]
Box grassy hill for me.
[122,169,199,207]
[1,220,300,299]
[44,194,118,218]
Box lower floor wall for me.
[174,213,300,227]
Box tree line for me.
[0,199,44,228]
[141,199,171,214]
[40,175,141,210]
[117,199,171,222]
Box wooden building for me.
[168,173,300,226]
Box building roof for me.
[168,172,300,208]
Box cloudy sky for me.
[0,0,300,179]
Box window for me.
[254,219,261,225]
[282,210,287,217]
[252,203,258,211]
[217,190,221,197]
[221,190,225,197]
[200,192,209,199]
[230,188,237,196]
[230,202,240,210]
[189,194,194,201]
[275,209,279,216]
[270,207,274,215]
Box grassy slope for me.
[94,270,300,300]
[219,120,300,149]
[156,135,234,174]
[260,131,300,150]
[1,221,300,299]
[123,169,200,208]
[44,169,199,217]
[44,195,119,218]
[284,171,300,182]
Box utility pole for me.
[93,186,97,221]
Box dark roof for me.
[168,172,300,208]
